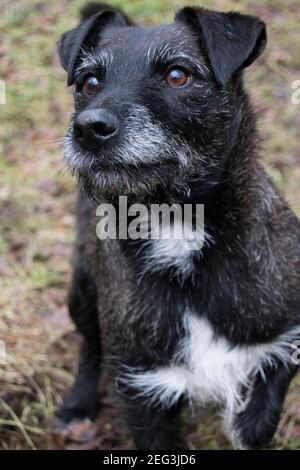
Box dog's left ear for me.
[175,7,267,87]
[57,8,131,86]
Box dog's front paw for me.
[52,417,100,450]
[232,415,278,450]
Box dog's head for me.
[57,5,266,200]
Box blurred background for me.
[0,0,299,450]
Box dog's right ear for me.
[57,7,131,86]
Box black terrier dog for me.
[55,2,300,449]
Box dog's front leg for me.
[228,360,298,449]
[120,391,186,450]
[53,264,102,448]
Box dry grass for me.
[0,0,300,449]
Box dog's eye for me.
[165,68,190,88]
[82,76,100,95]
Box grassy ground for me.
[0,0,300,450]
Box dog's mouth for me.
[81,163,179,199]
[63,138,181,198]
[63,126,189,197]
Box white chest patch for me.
[141,219,212,280]
[121,313,300,417]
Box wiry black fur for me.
[236,360,298,448]
[55,3,300,449]
[56,191,101,424]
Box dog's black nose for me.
[74,109,119,148]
